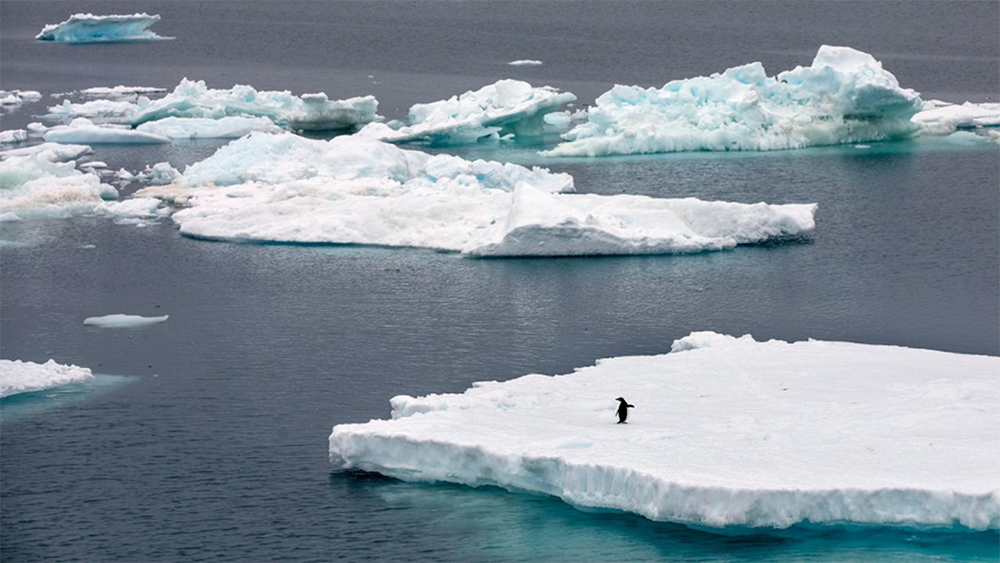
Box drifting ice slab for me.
[330,332,999,532]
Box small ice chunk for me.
[83,314,169,328]
[508,59,543,67]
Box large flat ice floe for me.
[544,46,925,156]
[83,314,169,328]
[357,79,575,144]
[330,332,999,532]
[0,359,95,398]
[138,133,815,256]
[36,13,172,43]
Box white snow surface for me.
[35,13,171,43]
[544,46,924,156]
[137,133,814,255]
[357,79,575,144]
[134,116,282,139]
[329,332,1000,532]
[83,314,169,328]
[0,359,95,398]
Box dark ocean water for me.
[2,1,999,562]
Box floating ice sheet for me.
[138,133,814,256]
[545,46,925,156]
[83,314,169,328]
[0,359,95,398]
[357,79,575,144]
[330,332,1000,532]
[35,13,172,43]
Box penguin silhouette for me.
[615,397,634,424]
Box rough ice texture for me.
[0,359,94,398]
[130,79,378,131]
[545,46,923,156]
[329,332,1000,532]
[44,118,170,145]
[35,13,171,43]
[357,79,576,144]
[912,101,1000,135]
[134,116,282,139]
[0,142,92,163]
[0,130,28,144]
[138,133,814,256]
[83,314,169,328]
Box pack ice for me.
[357,79,575,144]
[138,133,815,256]
[545,46,926,156]
[0,359,94,398]
[329,332,999,532]
[35,13,172,43]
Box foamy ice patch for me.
[330,331,1000,532]
[83,314,169,328]
[137,132,815,256]
[35,13,172,43]
[0,359,95,398]
[545,45,925,156]
[357,79,575,144]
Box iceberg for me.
[83,314,169,328]
[0,359,94,398]
[357,79,576,144]
[130,79,378,131]
[330,332,1000,532]
[138,133,814,255]
[544,46,923,156]
[35,13,171,43]
[43,118,170,145]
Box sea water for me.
[2,1,998,561]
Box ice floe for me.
[0,130,28,144]
[83,314,169,328]
[0,359,95,398]
[137,132,814,255]
[508,60,543,67]
[544,46,925,156]
[912,100,1000,135]
[135,116,283,139]
[330,331,1000,532]
[357,79,575,144]
[43,118,170,144]
[35,13,172,43]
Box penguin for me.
[615,397,634,424]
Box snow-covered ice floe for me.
[83,314,169,328]
[357,79,575,144]
[912,100,1000,135]
[330,332,1000,532]
[35,13,172,43]
[545,45,926,156]
[44,118,170,144]
[137,133,815,256]
[508,59,543,67]
[47,79,377,133]
[0,359,95,398]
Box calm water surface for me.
[1,1,998,562]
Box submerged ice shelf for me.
[138,133,815,256]
[329,332,1000,532]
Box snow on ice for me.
[0,359,95,398]
[35,13,172,43]
[545,46,926,156]
[329,332,1000,532]
[44,118,170,145]
[357,79,575,144]
[137,132,814,256]
[83,314,169,328]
